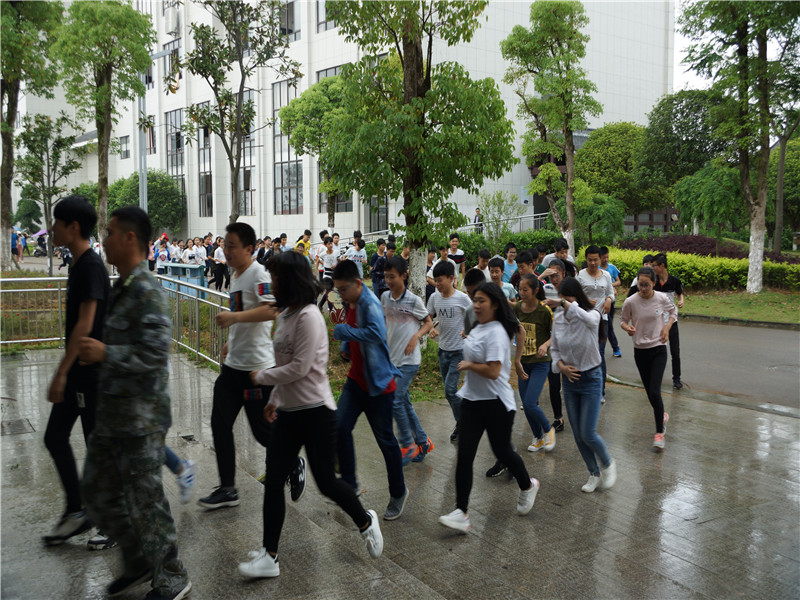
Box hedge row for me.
[603,248,800,291]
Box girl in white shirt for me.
[241,251,384,578]
[546,277,616,494]
[439,282,540,534]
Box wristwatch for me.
[560,299,566,308]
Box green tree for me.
[279,76,346,229]
[680,0,800,292]
[71,182,99,207]
[673,160,747,252]
[546,180,625,245]
[170,0,300,224]
[13,189,43,232]
[477,190,525,242]
[109,170,186,235]
[635,89,730,202]
[769,137,800,240]
[501,0,603,260]
[0,0,62,271]
[574,122,646,213]
[14,113,87,275]
[326,1,517,297]
[53,0,156,256]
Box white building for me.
[14,0,674,241]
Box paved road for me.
[607,318,800,408]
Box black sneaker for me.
[673,379,683,390]
[143,581,192,600]
[485,461,507,478]
[552,419,564,433]
[450,422,460,442]
[43,510,92,546]
[197,486,240,510]
[108,568,153,597]
[288,456,306,502]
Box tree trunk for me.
[327,193,335,230]
[44,198,54,277]
[773,114,800,253]
[408,246,427,300]
[96,68,114,269]
[1,78,19,273]
[563,129,577,259]
[229,173,239,225]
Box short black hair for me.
[386,242,396,251]
[528,247,539,260]
[517,252,534,266]
[357,239,365,249]
[110,205,151,254]
[519,273,545,300]
[376,238,386,246]
[548,258,565,272]
[464,268,486,288]
[353,230,362,238]
[478,249,491,260]
[319,229,329,240]
[385,256,407,275]
[643,254,655,264]
[653,253,668,268]
[226,222,256,251]
[554,238,569,252]
[600,246,610,256]
[432,260,455,278]
[387,234,396,243]
[504,242,517,253]
[488,257,505,270]
[332,232,339,238]
[53,194,97,239]
[449,233,459,241]
[427,246,436,253]
[323,236,333,245]
[280,233,287,240]
[304,229,312,236]
[536,244,548,255]
[585,244,602,258]
[437,244,447,251]
[638,266,657,283]
[333,259,360,282]
[268,251,321,308]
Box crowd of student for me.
[40,194,685,599]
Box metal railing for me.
[1,275,230,367]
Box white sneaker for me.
[543,428,556,452]
[600,459,617,490]
[177,460,196,504]
[527,437,544,452]
[581,475,601,493]
[87,530,117,551]
[361,510,383,558]
[517,478,540,515]
[238,547,280,578]
[438,509,470,533]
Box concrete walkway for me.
[1,349,799,599]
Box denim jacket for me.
[333,285,400,396]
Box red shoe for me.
[411,437,434,463]
[400,444,420,466]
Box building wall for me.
[12,0,674,242]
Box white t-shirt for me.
[224,262,275,372]
[481,266,492,282]
[321,251,339,278]
[214,247,226,263]
[157,247,170,266]
[427,289,472,351]
[315,244,327,272]
[193,244,206,264]
[382,289,429,367]
[577,268,614,321]
[431,257,459,284]
[501,281,516,301]
[457,320,515,412]
[182,248,201,264]
[344,247,367,278]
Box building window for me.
[145,115,157,155]
[120,135,130,159]
[165,108,185,198]
[316,65,341,81]
[273,80,302,215]
[145,65,154,90]
[280,1,300,42]
[366,196,388,232]
[317,1,335,32]
[198,103,212,217]
[239,90,256,216]
[163,39,182,80]
[318,168,351,214]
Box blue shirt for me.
[11,232,18,251]
[603,262,620,283]
[502,260,517,283]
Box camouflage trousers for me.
[82,431,189,595]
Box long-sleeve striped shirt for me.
[550,302,602,374]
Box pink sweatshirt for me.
[252,304,336,411]
[620,291,678,349]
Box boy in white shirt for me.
[199,223,304,509]
[344,239,368,279]
[382,257,435,464]
[427,260,473,441]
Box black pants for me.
[44,371,98,513]
[608,303,620,352]
[456,399,531,512]
[263,406,369,552]
[668,322,681,381]
[634,346,667,433]
[211,365,273,488]
[214,263,229,291]
[548,370,562,420]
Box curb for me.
[677,312,799,332]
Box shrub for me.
[618,234,799,264]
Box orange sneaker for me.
[412,437,434,463]
[400,444,421,465]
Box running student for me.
[438,282,540,533]
[488,257,517,303]
[599,246,622,358]
[332,260,408,521]
[369,238,388,298]
[545,277,616,494]
[539,258,566,432]
[382,257,435,464]
[652,253,684,389]
[620,267,677,450]
[43,195,113,550]
[240,252,383,579]
[199,222,305,510]
[427,260,473,441]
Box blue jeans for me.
[518,361,552,439]
[393,364,427,448]
[164,445,181,474]
[336,378,405,499]
[438,348,463,422]
[562,366,611,476]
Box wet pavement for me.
[1,349,799,599]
